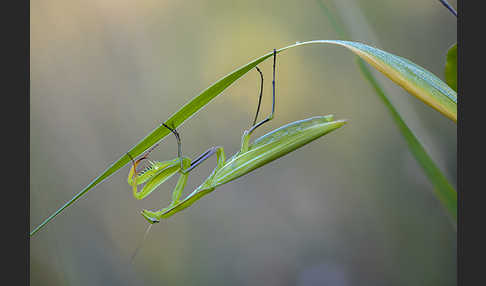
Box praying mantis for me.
[127,49,347,224]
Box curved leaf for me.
[288,41,457,122]
[445,43,457,92]
[30,40,457,236]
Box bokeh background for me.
[30,0,457,285]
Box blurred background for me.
[30,0,457,285]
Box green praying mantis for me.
[127,49,347,224]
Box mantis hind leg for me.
[248,48,277,135]
[241,49,278,153]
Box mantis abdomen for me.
[213,115,346,187]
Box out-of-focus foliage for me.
[445,43,457,92]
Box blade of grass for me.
[289,40,457,122]
[31,39,458,236]
[317,0,456,226]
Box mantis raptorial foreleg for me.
[127,123,191,201]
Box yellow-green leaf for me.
[287,41,457,122]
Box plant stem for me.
[438,0,458,17]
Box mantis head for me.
[141,209,160,224]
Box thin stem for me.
[438,0,457,17]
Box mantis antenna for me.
[130,223,153,264]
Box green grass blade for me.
[445,43,457,92]
[31,40,458,236]
[315,2,456,122]
[300,40,457,122]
